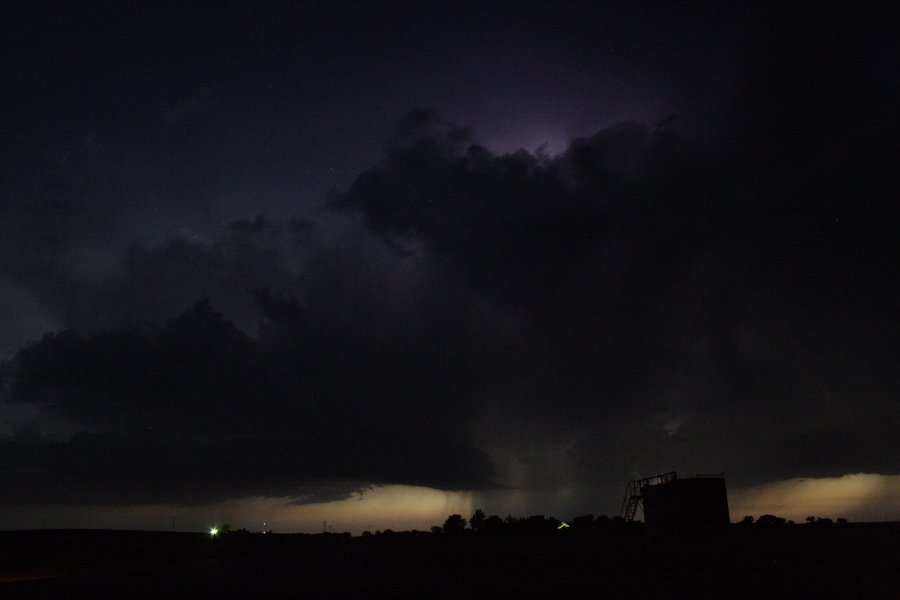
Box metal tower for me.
[620,471,677,522]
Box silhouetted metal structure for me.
[620,472,677,522]
[620,472,730,529]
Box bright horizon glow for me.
[729,473,900,522]
[1,475,897,533]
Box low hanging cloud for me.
[1,212,502,505]
[3,295,495,505]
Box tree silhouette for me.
[571,514,595,530]
[755,514,786,527]
[470,508,485,532]
[442,514,467,534]
[481,515,505,533]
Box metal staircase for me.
[620,472,677,522]
[621,480,643,521]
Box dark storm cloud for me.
[62,215,315,336]
[1,175,505,504]
[330,15,900,495]
[3,294,494,505]
[1,3,897,515]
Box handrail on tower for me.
[619,471,677,522]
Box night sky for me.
[1,2,898,532]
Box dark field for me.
[1,523,897,599]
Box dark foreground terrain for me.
[1,523,897,599]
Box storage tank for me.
[641,474,730,528]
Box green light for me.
[209,527,219,536]
[557,522,570,529]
